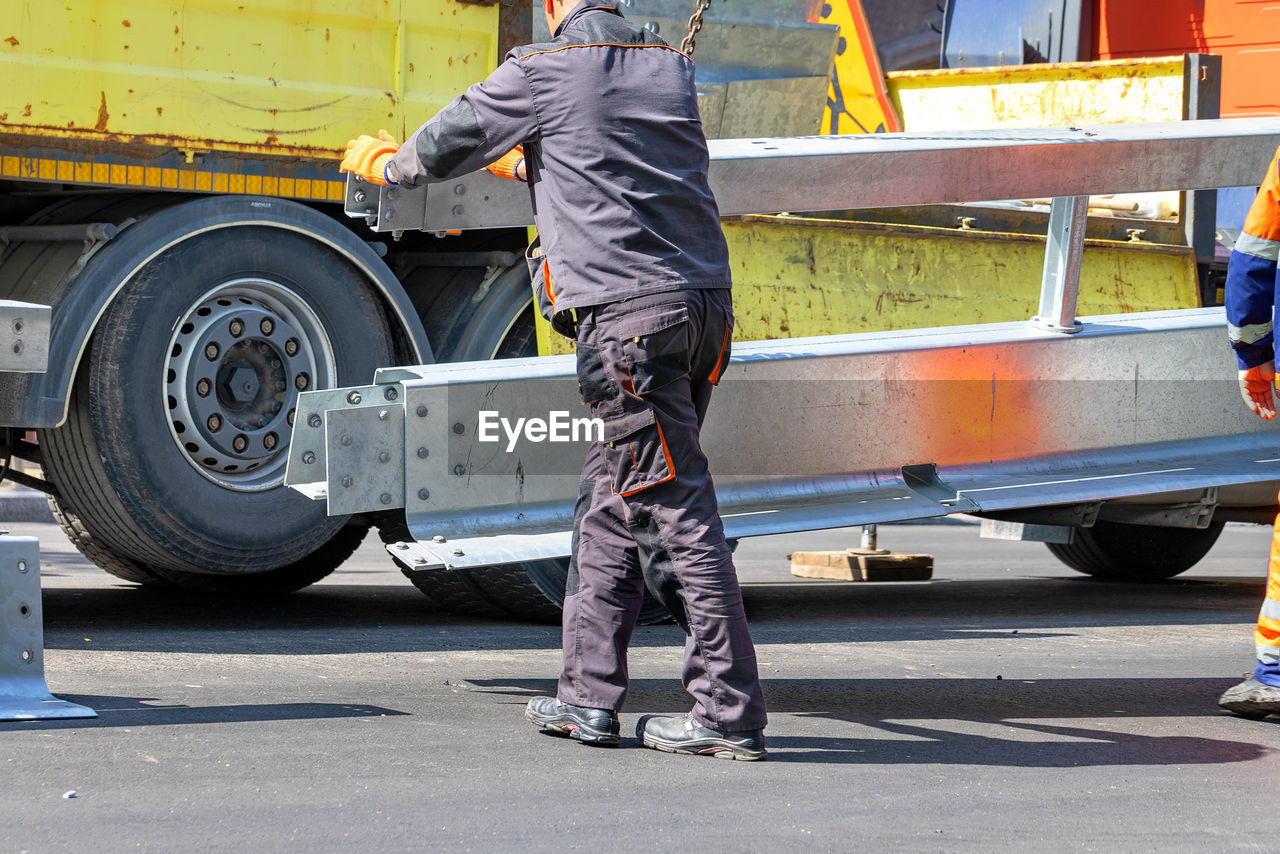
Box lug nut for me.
[295,373,310,391]
[205,343,219,361]
[264,432,278,450]
[207,414,222,432]
[285,339,299,356]
[286,408,295,425]
[196,379,212,397]
[260,318,274,335]
[232,434,248,453]
[229,319,244,337]
[271,359,282,369]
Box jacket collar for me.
[554,0,622,37]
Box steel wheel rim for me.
[164,277,337,492]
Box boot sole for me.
[525,707,621,747]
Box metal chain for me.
[679,0,715,56]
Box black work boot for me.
[1218,677,1280,719]
[636,713,766,761]
[525,696,621,746]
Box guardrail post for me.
[0,535,95,721]
[1033,195,1088,333]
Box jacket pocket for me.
[601,406,674,497]
[575,340,616,405]
[621,305,690,396]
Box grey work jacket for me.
[388,1,731,314]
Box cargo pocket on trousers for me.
[575,340,616,405]
[622,307,689,395]
[601,407,674,497]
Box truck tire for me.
[39,202,398,591]
[1046,520,1226,580]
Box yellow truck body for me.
[1,0,501,200]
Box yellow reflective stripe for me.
[0,154,344,201]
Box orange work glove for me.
[486,145,525,182]
[341,129,399,185]
[1239,361,1277,421]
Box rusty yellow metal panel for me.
[719,216,1199,340]
[0,0,497,160]
[886,58,1185,131]
[534,216,1199,355]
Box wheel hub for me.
[165,279,335,491]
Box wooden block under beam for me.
[790,548,933,581]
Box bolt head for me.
[229,319,244,337]
[340,434,352,447]
[378,451,390,463]
[264,433,278,450]
[418,489,429,500]
[295,373,310,391]
[308,414,322,428]
[451,549,464,557]
[341,475,353,488]
[416,405,429,418]
[453,464,465,476]
[260,318,274,335]
[207,414,222,432]
[346,390,362,405]
[196,379,212,397]
[432,535,446,543]
[16,560,27,573]
[453,422,465,435]
[417,447,428,459]
[205,343,220,361]
[285,339,299,356]
[301,451,316,465]
[232,434,248,453]
[379,493,393,505]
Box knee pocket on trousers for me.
[601,407,674,497]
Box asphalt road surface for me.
[3,519,1280,853]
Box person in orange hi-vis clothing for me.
[1220,146,1280,719]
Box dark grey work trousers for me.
[557,287,768,732]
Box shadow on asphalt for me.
[0,696,407,731]
[459,676,1274,767]
[37,575,1266,655]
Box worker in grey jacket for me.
[342,0,768,759]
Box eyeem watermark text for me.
[477,410,604,452]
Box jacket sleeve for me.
[388,58,538,187]
[1227,149,1280,369]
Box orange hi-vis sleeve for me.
[1258,497,1280,665]
[1243,148,1280,243]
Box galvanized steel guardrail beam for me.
[345,118,1280,232]
[304,120,1280,570]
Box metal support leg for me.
[1033,195,1088,333]
[0,536,95,721]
